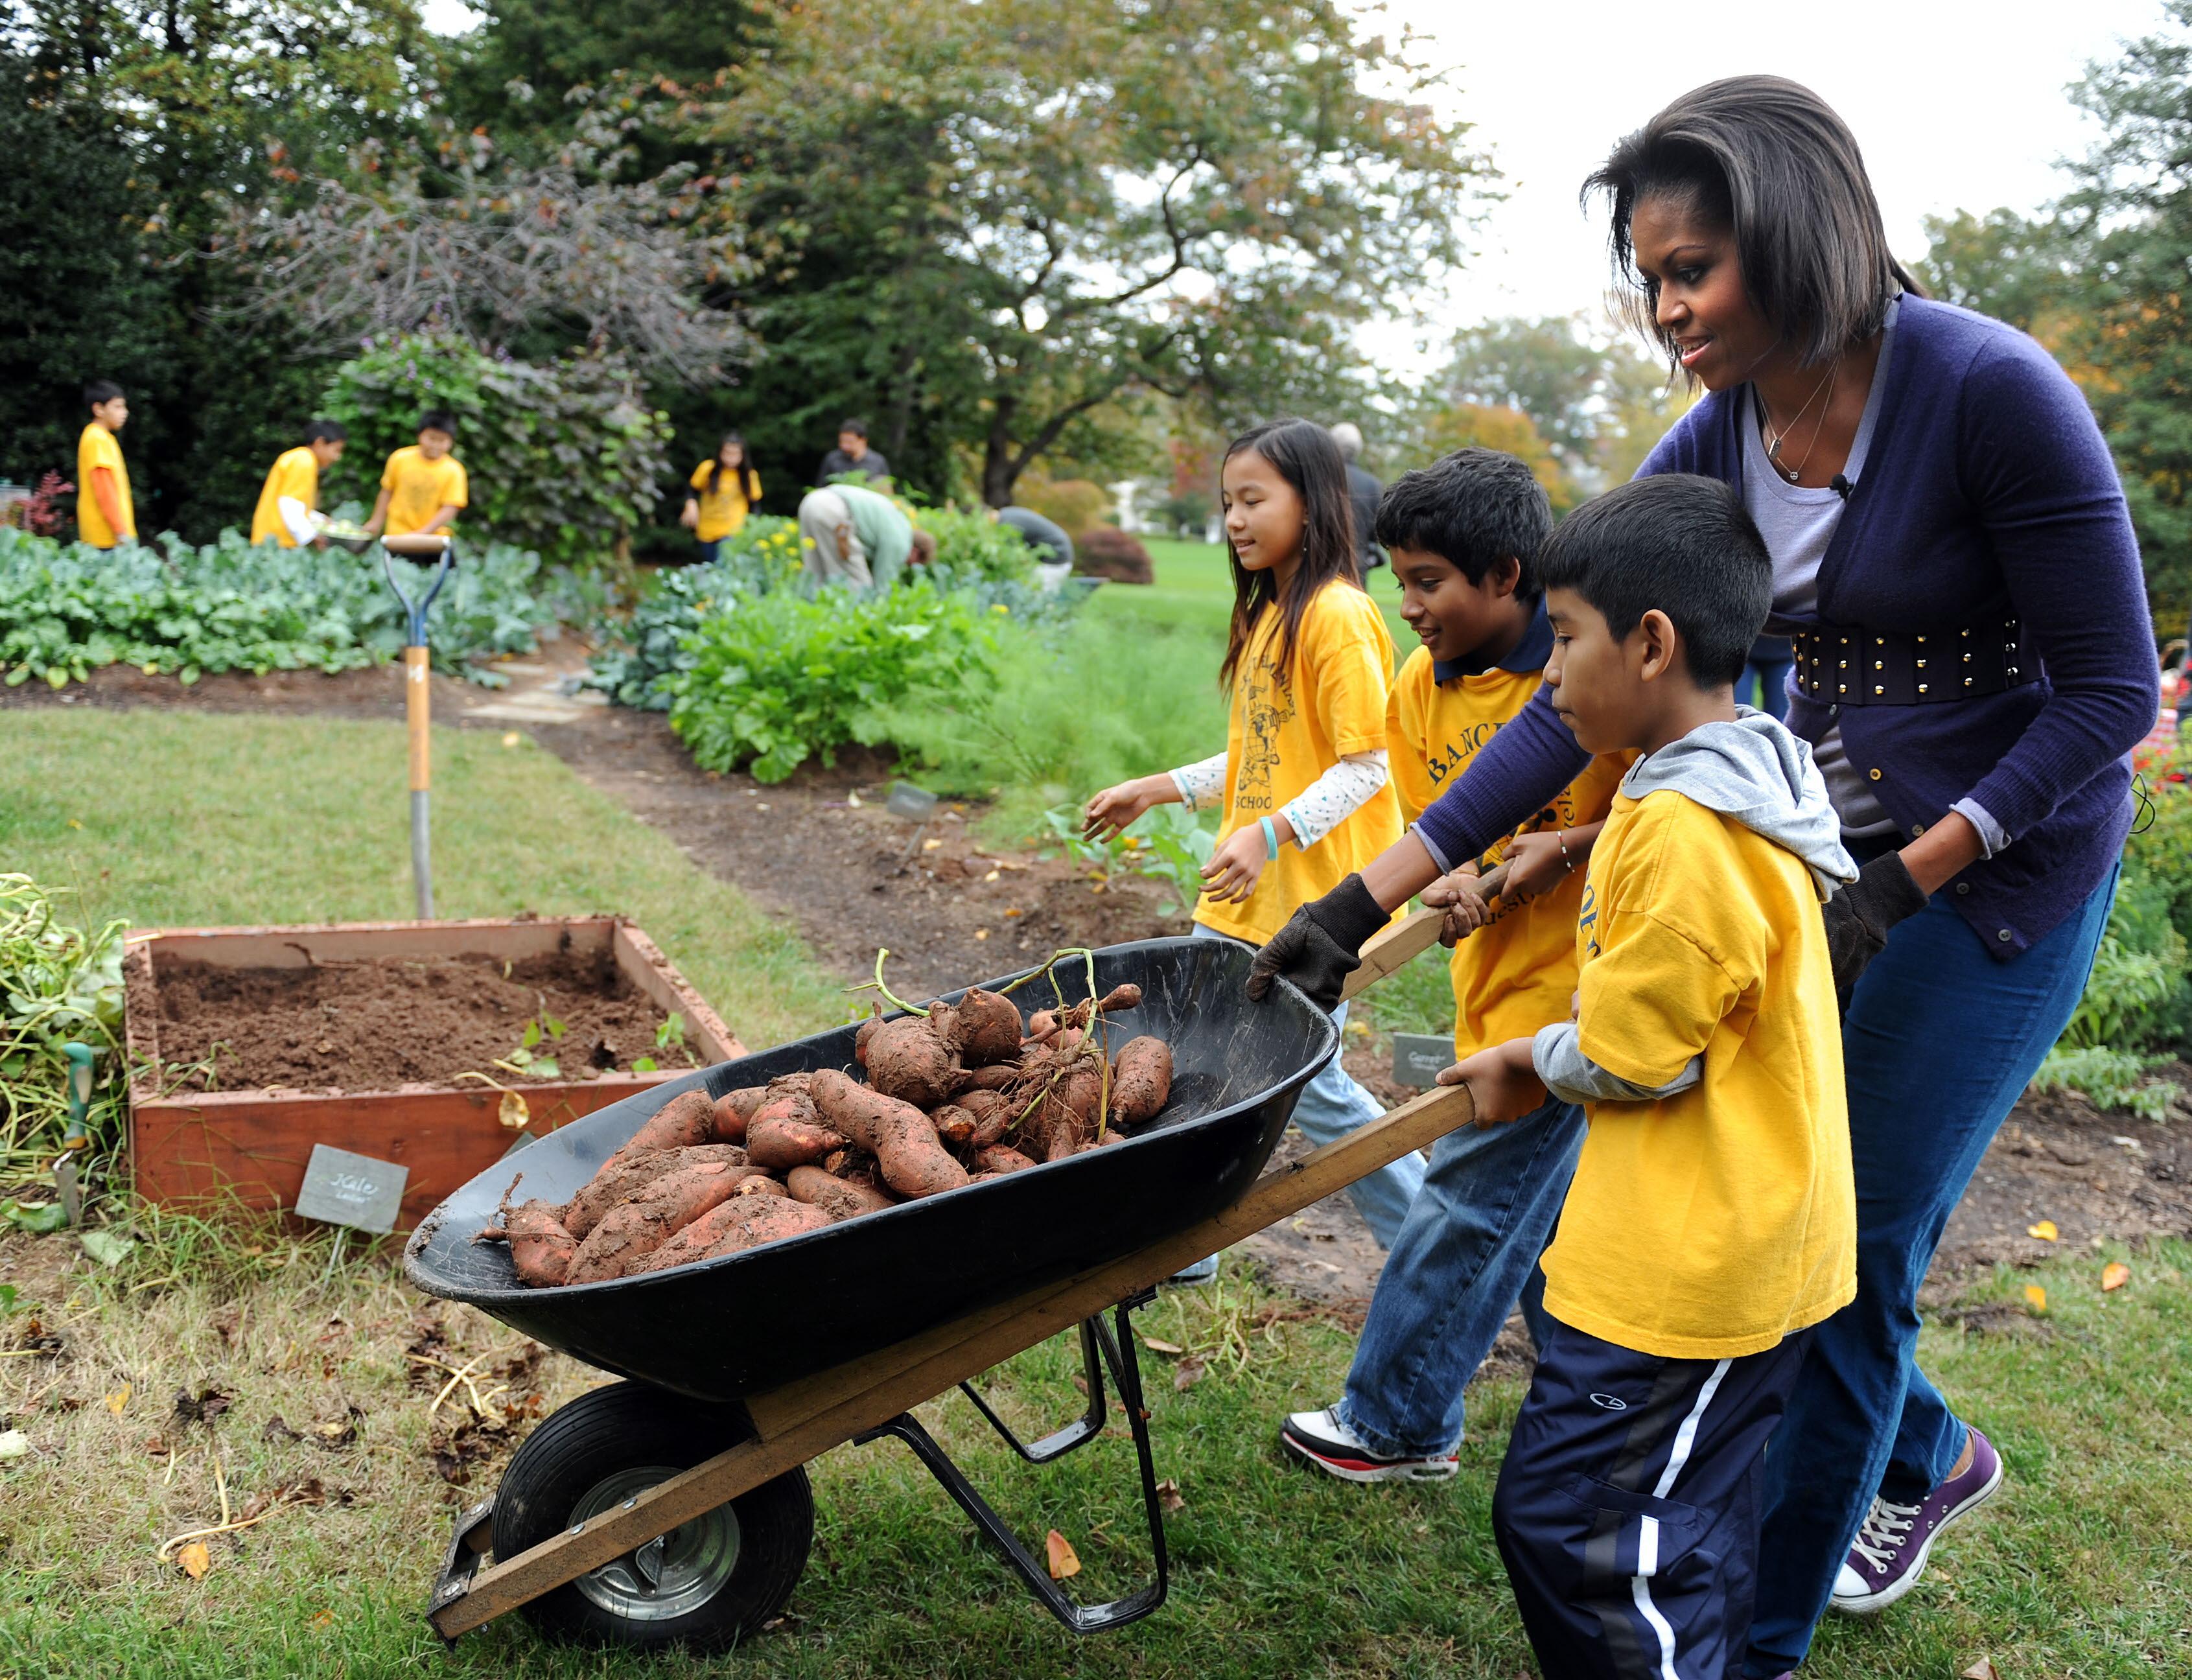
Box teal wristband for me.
[1260,817,1279,859]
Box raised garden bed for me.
[122,916,740,1228]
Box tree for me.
[1911,208,2072,334]
[702,0,1486,506]
[1414,403,1581,513]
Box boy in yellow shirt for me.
[250,421,347,547]
[1446,474,1857,1680]
[1281,449,1630,1485]
[76,380,135,548]
[364,412,467,540]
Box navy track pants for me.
[1492,1316,1810,1680]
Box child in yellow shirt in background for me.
[1083,417,1412,1278]
[365,412,468,540]
[1279,448,1629,1486]
[76,380,135,548]
[681,434,762,560]
[1445,474,1856,1680]
[250,421,347,547]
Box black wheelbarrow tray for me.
[404,919,1471,1654]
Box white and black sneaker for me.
[1279,1406,1459,1484]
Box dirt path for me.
[10,656,2191,1318]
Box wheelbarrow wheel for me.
[493,1381,813,1652]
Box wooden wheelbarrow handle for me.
[1339,861,1512,1002]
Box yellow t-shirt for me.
[1384,640,1631,1057]
[1541,787,1856,1360]
[76,424,134,546]
[1195,580,1405,947]
[381,446,469,536]
[688,461,760,542]
[250,447,321,547]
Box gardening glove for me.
[1245,873,1390,1014]
[1823,850,1930,1012]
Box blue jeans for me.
[1745,655,1793,719]
[1744,863,2116,1675]
[1337,1093,1585,1457]
[1191,924,1425,1248]
[695,538,722,563]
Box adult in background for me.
[1250,77,2156,1679]
[997,504,1075,589]
[796,480,916,592]
[1331,421,1386,572]
[817,417,891,485]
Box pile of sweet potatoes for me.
[482,983,1173,1288]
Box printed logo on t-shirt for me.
[1234,662,1296,814]
[1576,877,1600,959]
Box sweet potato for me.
[712,1086,768,1143]
[809,1068,970,1198]
[636,1194,832,1272]
[561,1143,749,1239]
[958,1088,1015,1149]
[1027,1060,1107,1159]
[564,1160,742,1284]
[972,1144,1038,1174]
[627,1089,718,1153]
[745,1088,846,1173]
[854,1009,887,1068]
[1111,1036,1174,1127]
[1029,985,1143,1044]
[958,1062,1021,1092]
[941,986,1023,1066]
[786,1164,896,1220]
[735,1173,789,1198]
[484,1198,578,1287]
[929,1104,977,1149]
[862,1014,961,1108]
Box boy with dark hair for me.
[1444,472,1858,1680]
[819,416,891,485]
[76,379,135,548]
[250,419,348,548]
[1281,447,1629,1483]
[366,412,467,540]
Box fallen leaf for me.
[0,1430,27,1460]
[105,1384,131,1415]
[1140,1336,1185,1355]
[262,1415,301,1443]
[2101,1261,2131,1292]
[2023,1284,2048,1314]
[501,732,521,747]
[238,1492,270,1522]
[2026,1220,2059,1242]
[922,837,943,852]
[498,1089,530,1130]
[177,1541,211,1581]
[80,1229,135,1268]
[1156,1477,1186,1513]
[1174,1353,1208,1392]
[1045,1529,1082,1580]
[310,1609,334,1628]
[974,929,990,940]
[173,1385,233,1427]
[1961,1661,2000,1680]
[144,1436,170,1457]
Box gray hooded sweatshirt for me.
[1533,708,1860,1105]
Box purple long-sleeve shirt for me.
[1414,296,2157,959]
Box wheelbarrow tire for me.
[493,1381,813,1653]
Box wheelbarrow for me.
[405,909,1468,1653]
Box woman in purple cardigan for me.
[1253,77,2157,1677]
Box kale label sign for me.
[296,1145,408,1234]
[1391,1032,1454,1090]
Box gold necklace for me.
[1764,360,1839,482]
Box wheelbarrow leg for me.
[428,1497,497,1643]
[856,1295,1169,1634]
[955,1314,1110,1464]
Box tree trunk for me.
[981,394,1021,508]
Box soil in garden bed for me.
[154,946,680,1093]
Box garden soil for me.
[150,948,676,1092]
[15,648,2192,1318]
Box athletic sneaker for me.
[1279,1406,1458,1484]
[1831,1426,2004,1614]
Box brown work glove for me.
[1246,874,1388,1015]
[1823,852,1929,1012]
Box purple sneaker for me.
[1831,1427,2004,1614]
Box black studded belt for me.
[1791,615,2037,706]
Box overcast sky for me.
[1367,0,2167,362]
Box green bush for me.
[667,581,1004,782]
[0,874,127,1195]
[915,506,1038,581]
[0,524,560,686]
[321,332,673,575]
[583,519,805,708]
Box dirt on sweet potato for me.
[712,1086,769,1143]
[641,1194,832,1271]
[809,1068,970,1199]
[745,1086,846,1173]
[786,1165,896,1221]
[564,1160,743,1284]
[1110,1036,1174,1127]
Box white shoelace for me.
[1849,1495,1923,1570]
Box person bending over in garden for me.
[1250,77,2157,1679]
[1451,474,1856,1679]
[76,379,135,550]
[364,412,468,541]
[1279,447,1631,1482]
[682,434,762,561]
[250,420,347,548]
[817,416,890,486]
[1083,417,1413,1281]
[795,481,915,592]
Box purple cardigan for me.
[1414,297,2157,959]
